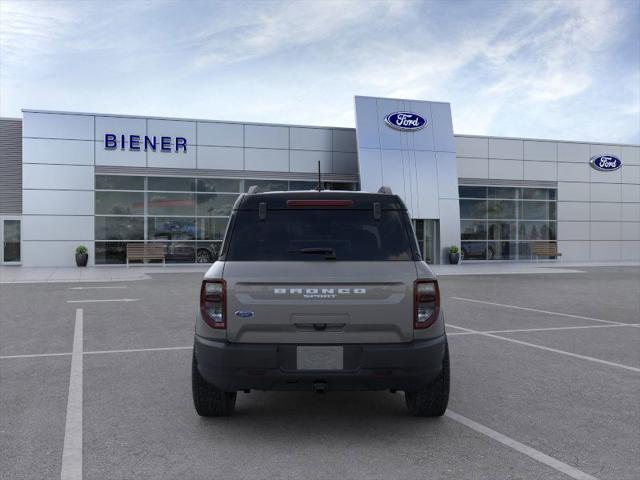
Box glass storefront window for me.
[487,187,516,199]
[460,220,487,240]
[487,221,516,240]
[521,201,556,220]
[95,241,130,264]
[244,180,288,192]
[197,218,228,240]
[147,217,196,240]
[461,241,489,260]
[95,175,144,190]
[487,241,517,260]
[522,188,556,201]
[290,181,318,190]
[197,178,241,193]
[458,185,557,261]
[148,192,196,216]
[95,216,144,240]
[460,199,487,219]
[148,176,195,192]
[147,240,195,263]
[519,221,556,240]
[93,175,357,264]
[488,200,516,219]
[196,241,222,263]
[95,191,144,215]
[459,186,487,198]
[196,193,238,216]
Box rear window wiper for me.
[288,247,337,260]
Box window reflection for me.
[148,217,196,240]
[459,186,557,260]
[96,175,359,264]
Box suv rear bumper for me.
[193,334,447,392]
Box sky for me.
[1,0,639,143]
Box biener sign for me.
[104,134,188,152]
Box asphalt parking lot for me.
[1,266,639,480]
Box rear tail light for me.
[414,279,440,329]
[200,279,226,329]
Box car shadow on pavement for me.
[197,391,446,439]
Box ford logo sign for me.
[590,155,622,172]
[384,112,427,131]
[235,310,254,318]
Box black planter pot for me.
[76,253,88,267]
[449,252,460,264]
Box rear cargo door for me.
[223,261,417,344]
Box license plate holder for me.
[296,346,343,370]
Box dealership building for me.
[0,95,638,267]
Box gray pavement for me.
[1,266,639,479]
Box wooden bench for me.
[126,244,165,266]
[530,242,562,261]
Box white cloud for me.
[0,0,637,143]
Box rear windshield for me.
[225,209,416,261]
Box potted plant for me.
[75,245,88,267]
[448,245,460,264]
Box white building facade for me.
[0,95,638,266]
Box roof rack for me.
[377,186,393,194]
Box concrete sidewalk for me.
[1,261,637,284]
[0,265,209,284]
[432,260,640,276]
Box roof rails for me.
[377,186,393,194]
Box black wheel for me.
[192,354,236,417]
[405,342,450,417]
[196,249,213,264]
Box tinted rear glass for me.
[226,209,415,261]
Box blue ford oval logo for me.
[590,155,622,172]
[235,310,254,318]
[384,112,427,131]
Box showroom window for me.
[459,186,557,260]
[95,175,358,264]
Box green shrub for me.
[449,245,459,254]
[75,245,88,255]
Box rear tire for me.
[405,341,450,417]
[192,354,237,417]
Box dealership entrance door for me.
[413,219,439,264]
[1,217,21,264]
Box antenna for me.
[316,160,323,191]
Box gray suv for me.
[192,188,449,416]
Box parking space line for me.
[66,298,138,304]
[61,308,83,480]
[0,351,72,360]
[448,323,640,373]
[450,296,627,325]
[445,410,598,480]
[83,346,192,355]
[447,323,640,336]
[68,286,127,290]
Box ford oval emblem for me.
[235,310,254,318]
[590,155,622,172]
[384,112,427,131]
